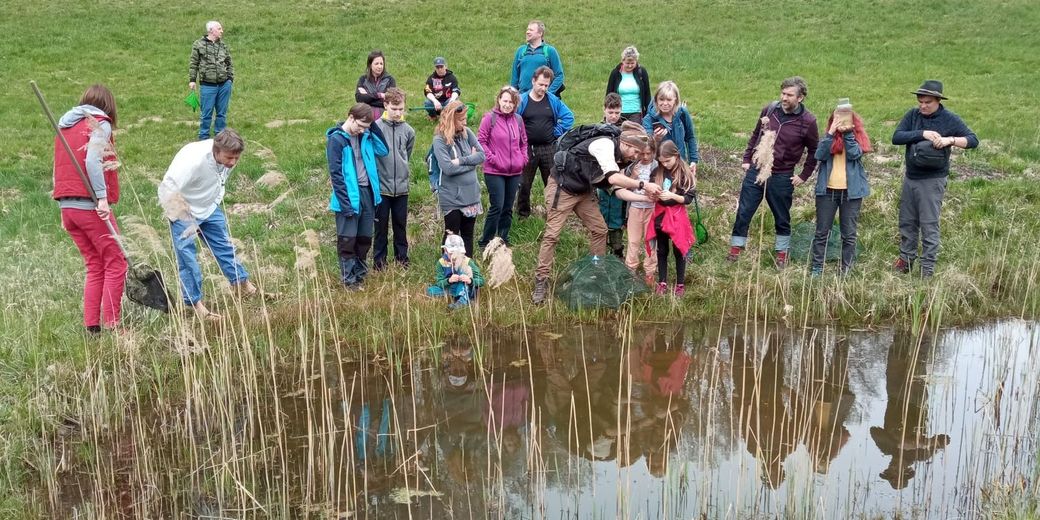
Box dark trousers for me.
[656,233,687,284]
[811,189,863,272]
[444,210,476,258]
[480,173,521,248]
[335,188,375,285]
[517,143,555,217]
[730,168,794,251]
[373,194,409,269]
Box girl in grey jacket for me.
[432,100,486,257]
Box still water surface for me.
[275,320,1038,519]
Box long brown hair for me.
[79,84,117,127]
[435,100,467,146]
[654,141,694,192]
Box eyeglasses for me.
[455,104,467,114]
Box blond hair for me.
[435,100,467,146]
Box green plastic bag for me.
[184,90,200,112]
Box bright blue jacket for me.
[813,132,870,199]
[511,42,564,95]
[517,92,574,139]
[642,101,699,164]
[326,124,388,214]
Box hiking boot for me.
[726,246,743,262]
[774,250,788,269]
[532,277,549,305]
[893,257,912,274]
[655,282,668,296]
[674,284,685,297]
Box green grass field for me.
[1,0,1039,516]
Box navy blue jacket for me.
[892,105,978,179]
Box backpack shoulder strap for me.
[765,101,780,118]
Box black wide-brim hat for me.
[912,80,948,100]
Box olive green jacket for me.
[188,36,234,84]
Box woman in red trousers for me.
[53,84,127,334]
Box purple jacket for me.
[741,102,819,180]
[477,108,528,175]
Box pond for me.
[59,320,1039,519]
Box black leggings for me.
[656,233,686,284]
[444,209,476,257]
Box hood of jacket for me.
[59,105,109,129]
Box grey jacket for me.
[374,118,416,196]
[432,128,485,212]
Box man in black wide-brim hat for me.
[891,80,979,278]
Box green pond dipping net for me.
[556,254,649,310]
[788,221,862,263]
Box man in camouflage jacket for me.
[189,20,234,140]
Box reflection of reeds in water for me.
[35,253,1040,519]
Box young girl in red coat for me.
[53,84,127,333]
[646,141,697,296]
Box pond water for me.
[57,320,1039,519]
[268,320,1039,519]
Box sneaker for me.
[726,246,743,262]
[448,300,469,311]
[655,282,668,296]
[645,275,655,288]
[774,250,788,269]
[532,277,549,305]
[810,266,823,278]
[893,257,911,274]
[674,284,685,297]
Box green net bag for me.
[788,221,861,263]
[556,254,648,310]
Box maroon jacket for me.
[741,102,819,181]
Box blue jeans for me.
[199,80,233,140]
[479,174,521,248]
[730,167,794,251]
[424,98,447,118]
[169,206,248,305]
[335,187,376,285]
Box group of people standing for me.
[52,19,980,333]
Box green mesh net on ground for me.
[788,221,862,263]
[556,254,649,310]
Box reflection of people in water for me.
[871,330,951,489]
[794,334,855,474]
[730,331,796,488]
[535,333,624,462]
[434,335,533,515]
[628,325,694,476]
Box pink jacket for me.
[477,109,528,175]
[646,203,695,257]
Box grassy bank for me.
[1,0,1039,516]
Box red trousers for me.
[61,208,128,328]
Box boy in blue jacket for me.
[326,103,388,289]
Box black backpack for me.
[552,124,622,196]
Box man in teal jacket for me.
[326,103,388,289]
[510,20,565,96]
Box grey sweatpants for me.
[898,176,947,275]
